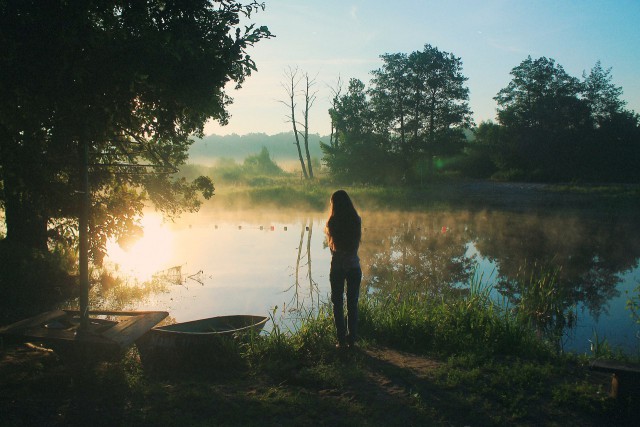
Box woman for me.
[325,190,362,348]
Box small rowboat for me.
[135,315,268,373]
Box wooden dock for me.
[0,309,168,363]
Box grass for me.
[2,282,635,426]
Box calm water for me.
[103,204,640,355]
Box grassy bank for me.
[2,278,635,426]
[206,178,640,214]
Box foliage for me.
[0,240,77,323]
[0,0,271,264]
[475,56,640,182]
[626,281,640,325]
[496,263,577,352]
[180,147,289,189]
[242,146,286,176]
[323,44,473,184]
[3,255,634,425]
[324,47,639,184]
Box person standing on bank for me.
[325,190,362,349]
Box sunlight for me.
[105,214,174,281]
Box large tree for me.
[324,44,472,183]
[0,0,271,261]
[491,56,639,181]
[495,56,586,133]
[370,45,472,158]
[322,78,389,182]
[582,61,626,128]
[493,56,588,179]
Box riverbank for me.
[0,340,629,426]
[2,289,638,426]
[208,180,640,214]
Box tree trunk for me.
[302,74,316,179]
[2,167,49,253]
[303,119,314,179]
[293,124,309,179]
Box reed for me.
[241,269,554,377]
[498,262,577,353]
[358,271,550,358]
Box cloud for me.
[350,5,359,21]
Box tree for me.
[369,45,472,159]
[322,78,389,183]
[279,67,317,179]
[495,56,586,133]
[0,0,271,261]
[492,56,640,182]
[369,53,410,150]
[300,72,318,179]
[493,56,588,179]
[280,66,309,179]
[581,62,640,181]
[243,147,284,176]
[582,61,626,128]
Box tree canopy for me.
[485,56,640,181]
[321,44,639,184]
[0,0,271,261]
[323,44,473,184]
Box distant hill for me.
[188,132,327,165]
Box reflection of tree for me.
[359,212,477,297]
[287,219,319,310]
[472,210,640,321]
[356,208,640,347]
[69,272,170,311]
[495,263,577,351]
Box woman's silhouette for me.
[325,190,362,348]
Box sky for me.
[204,0,640,137]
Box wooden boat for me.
[135,314,268,373]
[0,309,168,364]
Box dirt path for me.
[332,346,498,426]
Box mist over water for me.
[103,202,640,355]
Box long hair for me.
[326,190,361,252]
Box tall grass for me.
[240,270,556,378]
[241,305,339,378]
[497,262,577,353]
[358,273,551,359]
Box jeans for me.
[330,264,362,345]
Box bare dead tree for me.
[279,66,308,179]
[300,72,318,179]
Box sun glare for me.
[105,214,174,281]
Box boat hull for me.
[135,315,268,373]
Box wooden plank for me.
[0,310,67,334]
[101,311,168,347]
[1,309,167,356]
[64,309,171,317]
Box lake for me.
[102,202,640,355]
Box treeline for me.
[189,132,324,164]
[180,146,302,187]
[323,45,640,184]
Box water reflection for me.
[361,213,477,298]
[100,205,640,354]
[285,219,320,311]
[360,210,640,352]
